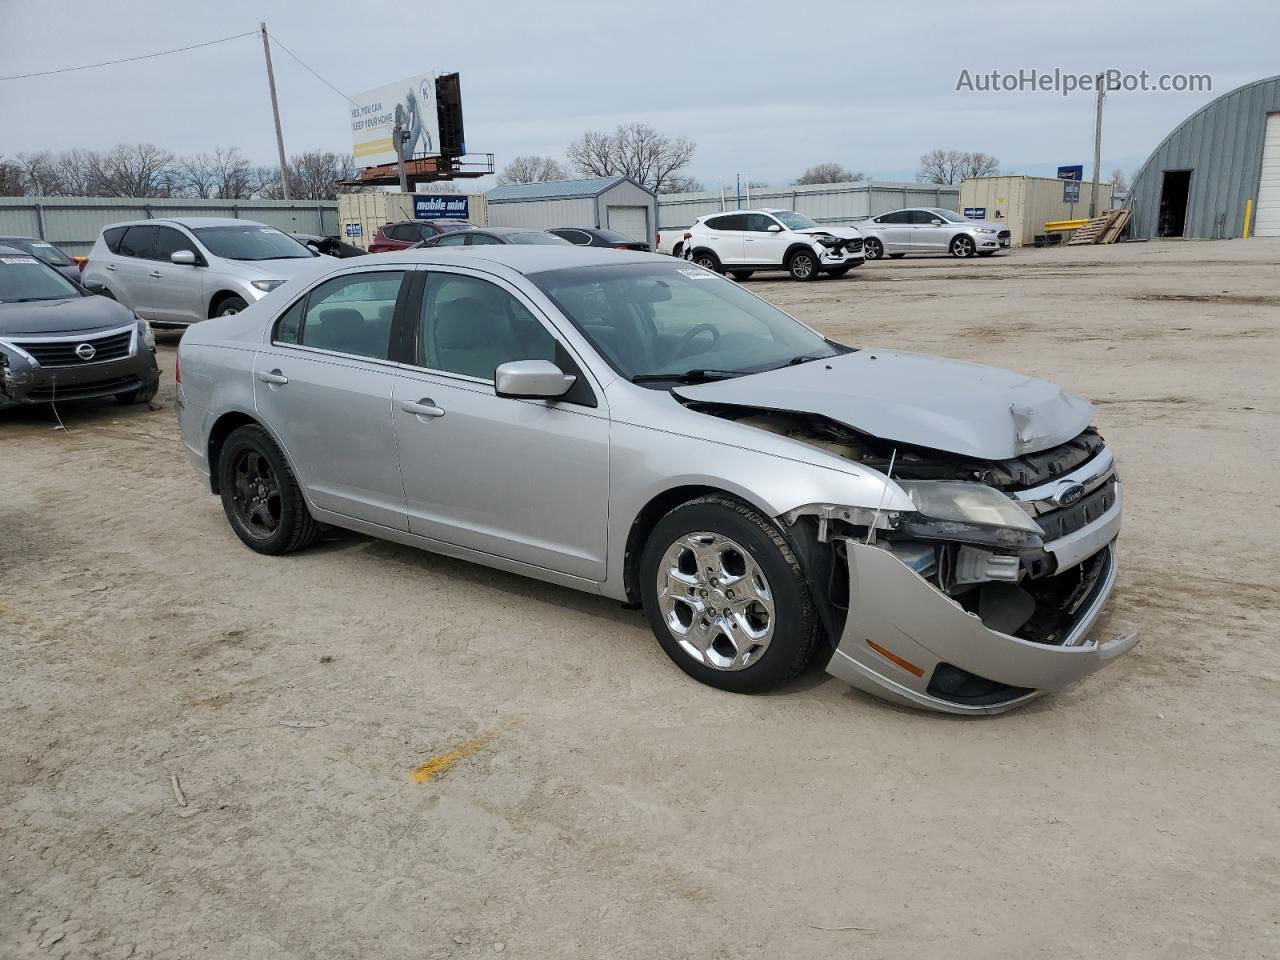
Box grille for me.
[844,238,863,253]
[1036,476,1117,541]
[997,230,1011,240]
[18,329,133,367]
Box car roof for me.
[102,217,268,231]
[0,243,28,255]
[378,245,659,274]
[387,219,474,226]
[0,235,39,242]
[473,226,557,236]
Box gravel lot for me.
[3,239,1278,959]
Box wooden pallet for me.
[1066,209,1130,245]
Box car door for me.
[874,211,914,252]
[700,214,746,266]
[146,226,205,325]
[109,225,158,313]
[391,267,610,581]
[742,213,790,266]
[253,266,411,530]
[909,209,948,253]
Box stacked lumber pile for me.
[1066,209,1132,245]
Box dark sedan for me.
[292,233,367,258]
[547,227,650,251]
[0,246,160,408]
[414,226,572,248]
[0,236,83,283]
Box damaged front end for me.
[698,404,1135,714]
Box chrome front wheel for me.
[656,531,776,671]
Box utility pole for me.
[393,116,409,193]
[260,22,290,200]
[1089,71,1106,218]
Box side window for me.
[705,214,746,231]
[273,297,305,344]
[876,211,904,225]
[744,213,778,232]
[434,233,469,246]
[102,226,128,253]
[417,273,558,380]
[118,225,156,259]
[154,227,197,262]
[385,225,411,242]
[416,225,439,241]
[296,271,404,360]
[910,210,939,225]
[468,233,503,245]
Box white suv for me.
[682,209,864,281]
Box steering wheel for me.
[670,323,720,361]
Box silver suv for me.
[82,218,324,326]
[683,209,864,281]
[858,208,1011,259]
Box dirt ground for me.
[3,239,1278,960]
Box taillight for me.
[683,232,691,240]
[77,257,88,273]
[656,232,661,246]
[614,245,629,250]
[175,354,181,383]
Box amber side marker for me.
[865,638,924,678]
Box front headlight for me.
[137,317,155,348]
[976,227,998,234]
[251,279,285,293]
[894,480,1044,548]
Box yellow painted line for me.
[411,729,500,783]
[1242,198,1253,238]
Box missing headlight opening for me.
[700,403,1117,648]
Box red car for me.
[367,220,475,253]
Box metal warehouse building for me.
[486,176,657,246]
[1127,74,1280,239]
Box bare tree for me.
[86,144,176,197]
[918,149,999,184]
[658,175,704,194]
[497,155,567,185]
[15,152,62,196]
[794,163,863,185]
[0,157,23,196]
[258,152,362,201]
[566,122,695,194]
[173,147,258,200]
[1110,168,1130,193]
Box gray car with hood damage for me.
[176,247,1133,714]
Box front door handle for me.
[400,398,445,419]
[149,270,163,278]
[257,369,289,386]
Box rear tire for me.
[729,270,754,281]
[692,250,722,273]
[115,378,159,405]
[888,253,906,259]
[863,237,884,260]
[787,249,820,281]
[217,424,321,555]
[639,494,819,694]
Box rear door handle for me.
[257,369,289,386]
[149,270,163,278]
[400,398,445,419]
[105,264,117,271]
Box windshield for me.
[193,225,316,261]
[6,239,73,265]
[530,261,843,383]
[931,209,969,223]
[436,221,474,233]
[771,211,819,230]
[0,254,81,302]
[509,232,572,245]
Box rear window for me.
[591,229,634,244]
[436,221,474,233]
[0,255,81,302]
[508,232,572,245]
[102,226,128,253]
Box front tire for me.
[639,494,819,693]
[787,249,820,281]
[115,378,159,405]
[217,424,321,555]
[729,270,754,281]
[950,235,977,258]
[863,237,884,260]
[214,295,248,317]
[888,253,906,259]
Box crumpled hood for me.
[797,226,862,240]
[673,349,1094,460]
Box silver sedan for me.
[176,247,1132,714]
[858,207,1011,259]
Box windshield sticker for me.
[0,256,38,265]
[677,268,717,280]
[31,242,53,248]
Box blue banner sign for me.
[413,194,470,220]
[344,223,362,238]
[963,207,986,220]
[1063,180,1081,203]
[1057,164,1084,181]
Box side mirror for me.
[171,250,197,265]
[930,220,944,226]
[494,359,576,400]
[767,224,782,232]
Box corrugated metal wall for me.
[656,181,962,231]
[959,177,1113,246]
[1127,75,1280,239]
[486,195,597,231]
[0,197,340,256]
[597,180,659,245]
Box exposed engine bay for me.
[687,402,1116,650]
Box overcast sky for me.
[2,0,1277,189]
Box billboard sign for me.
[350,74,440,168]
[1057,164,1084,181]
[413,194,470,220]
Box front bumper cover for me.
[825,537,1135,715]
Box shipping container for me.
[335,191,488,250]
[958,176,1113,247]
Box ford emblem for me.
[1053,481,1086,507]
[75,342,96,361]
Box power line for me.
[0,30,257,82]
[267,30,355,106]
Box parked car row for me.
[659,206,1013,280]
[367,220,653,254]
